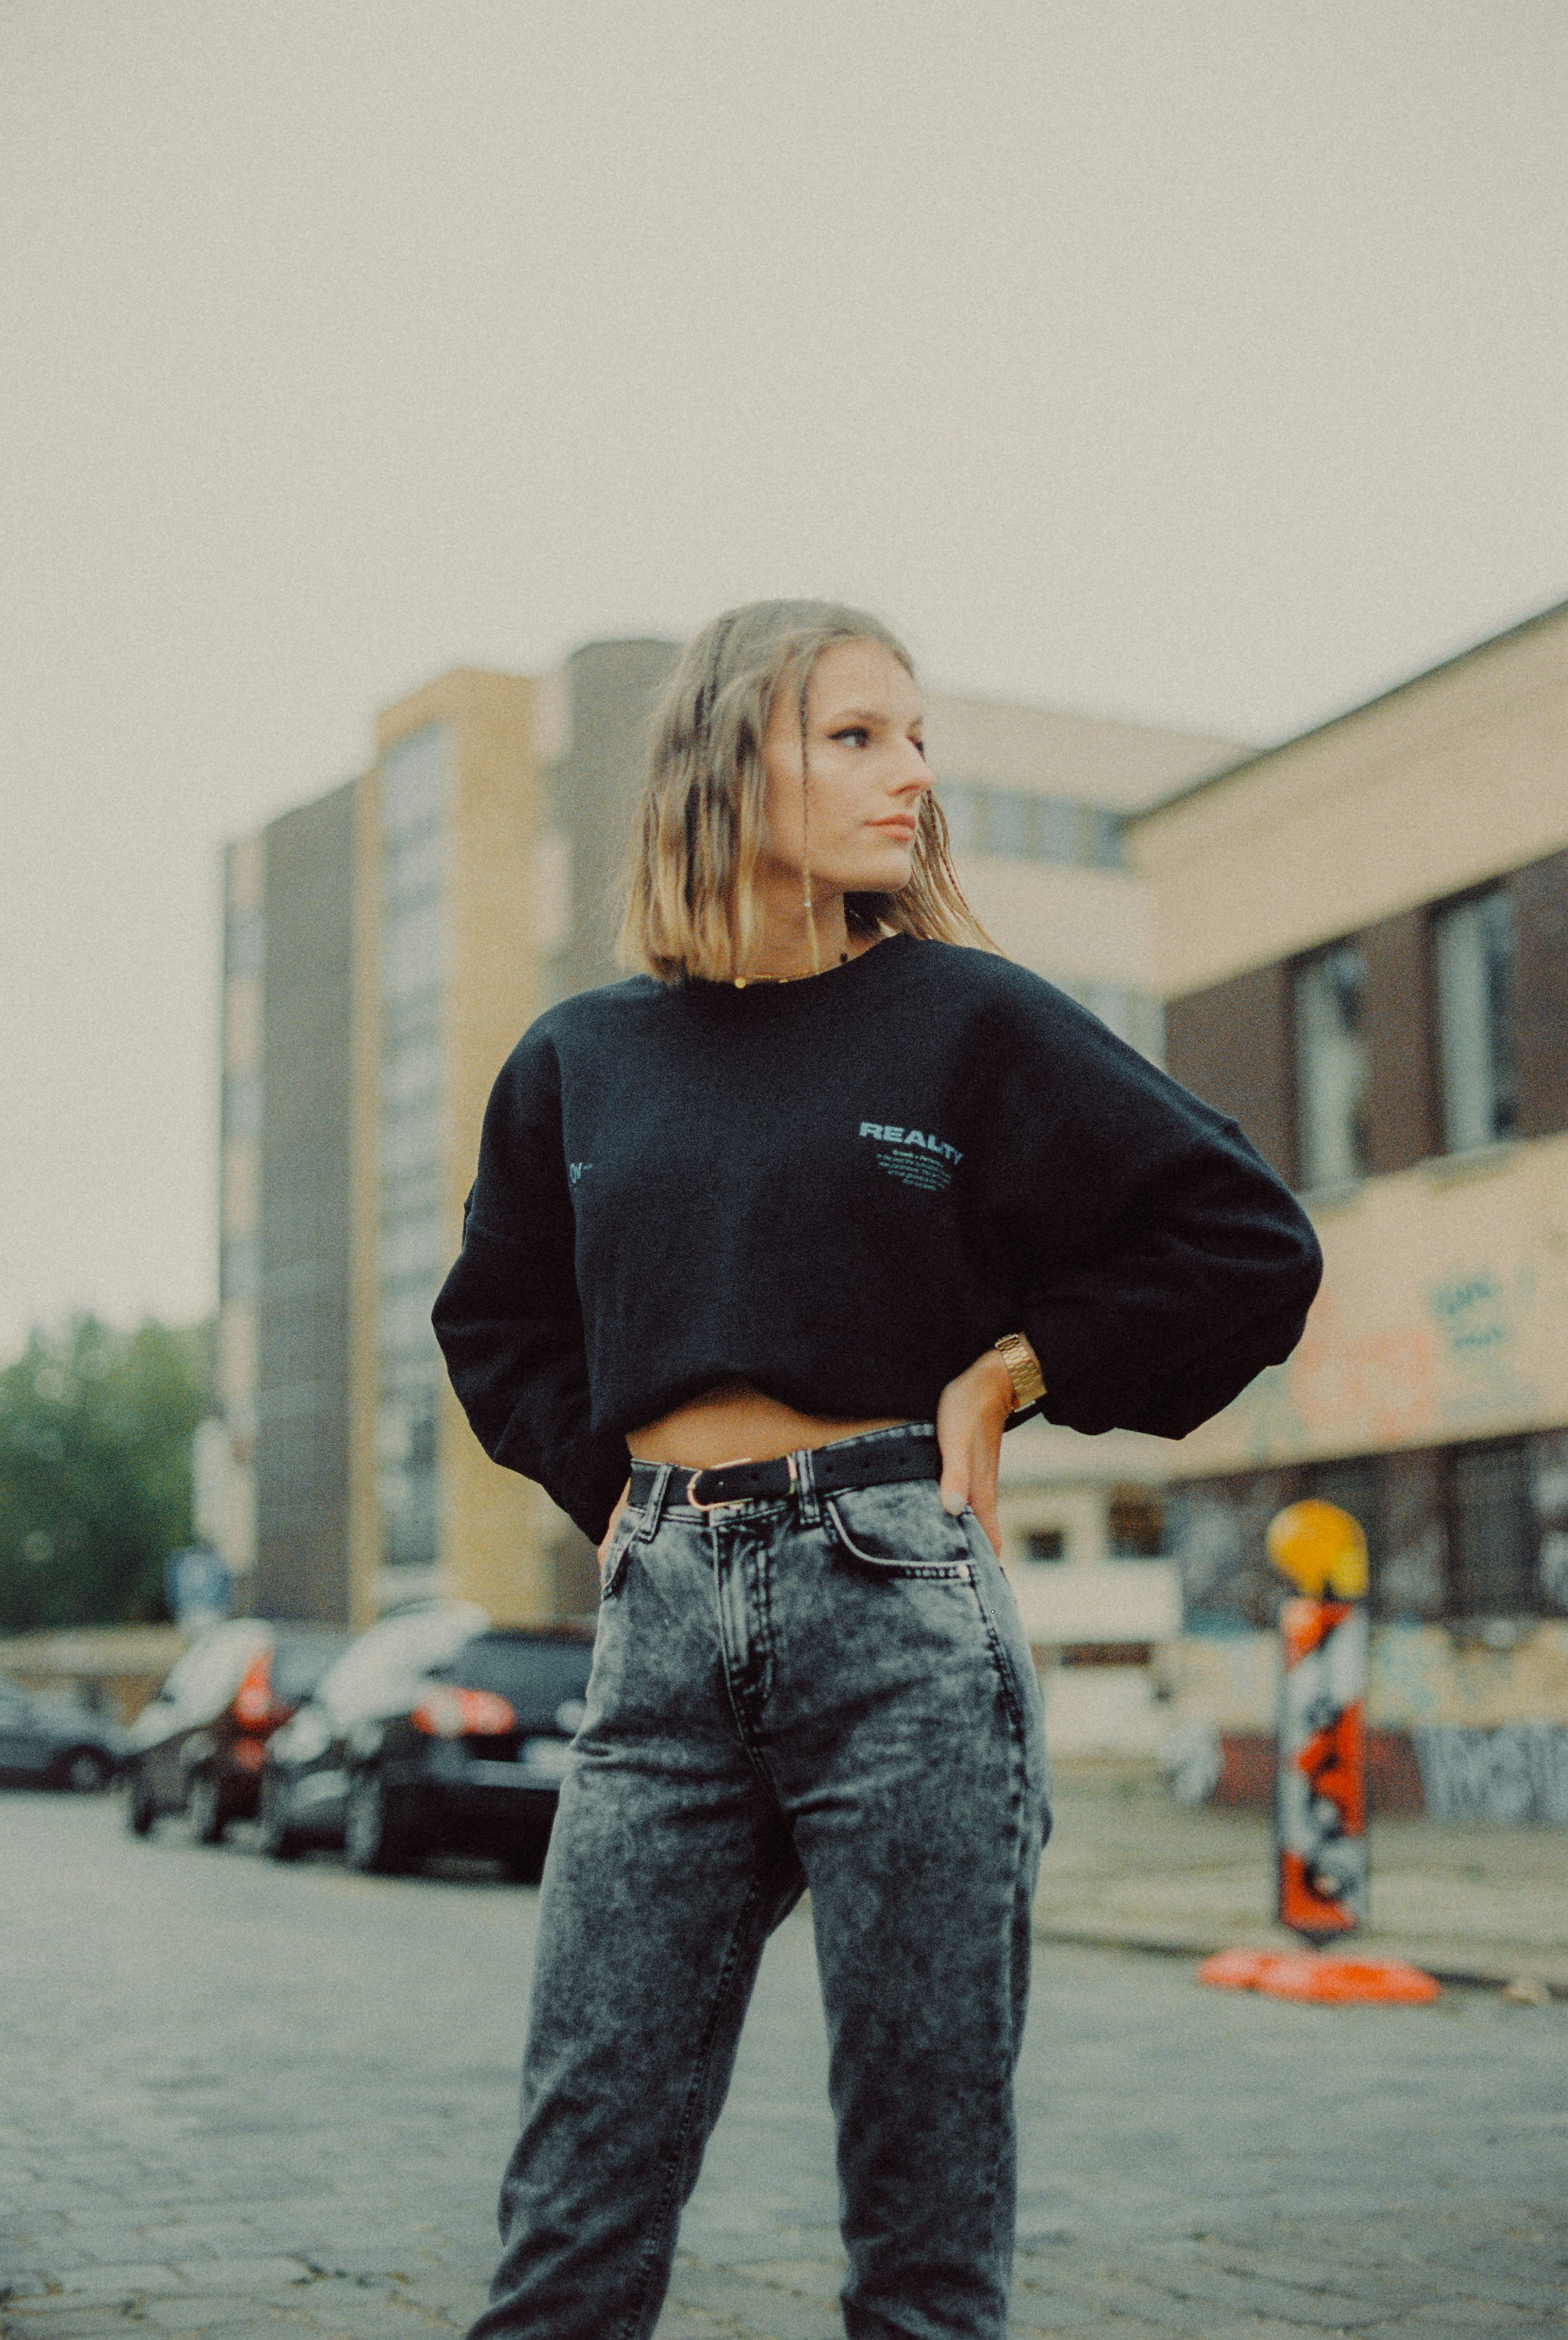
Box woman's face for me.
[760,639,932,897]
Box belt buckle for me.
[686,1452,795,1513]
[686,1467,741,1513]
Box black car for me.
[258,1600,492,1861]
[0,1672,123,1792]
[124,1619,349,1843]
[260,1605,592,1881]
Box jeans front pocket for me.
[598,1510,639,1600]
[824,1481,973,1579]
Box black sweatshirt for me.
[432,935,1322,1542]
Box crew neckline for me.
[681,931,917,1007]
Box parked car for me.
[0,1672,123,1792]
[260,1603,593,1881]
[258,1600,491,1862]
[124,1619,349,1842]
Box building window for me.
[1108,1486,1165,1557]
[1080,807,1123,870]
[1025,1529,1066,1563]
[985,790,1032,858]
[1450,1439,1535,1617]
[377,722,451,1582]
[935,782,1125,870]
[1433,886,1517,1153]
[1294,941,1369,1189]
[936,783,982,853]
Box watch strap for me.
[993,1331,1046,1412]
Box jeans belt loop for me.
[636,1461,674,1542]
[792,1444,823,1528]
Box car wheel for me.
[257,1770,304,1862]
[186,1769,227,1845]
[343,1768,416,1875]
[60,1747,112,1794]
[126,1764,157,1836]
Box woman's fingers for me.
[596,1479,631,1571]
[971,1473,1003,1555]
[936,1387,971,1513]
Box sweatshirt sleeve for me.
[431,1026,631,1544]
[972,978,1322,1440]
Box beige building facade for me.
[1127,599,1568,1820]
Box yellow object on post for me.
[1265,1498,1370,1601]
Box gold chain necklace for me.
[733,950,850,990]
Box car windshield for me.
[441,1634,592,1731]
[268,1634,350,1702]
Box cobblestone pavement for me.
[2,1792,1565,2340]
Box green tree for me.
[0,1315,213,1633]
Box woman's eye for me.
[830,727,871,747]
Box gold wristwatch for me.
[993,1331,1046,1413]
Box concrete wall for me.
[548,637,681,1002]
[253,785,356,1624]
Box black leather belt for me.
[628,1426,941,1514]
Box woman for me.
[433,600,1321,2340]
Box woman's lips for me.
[868,817,919,839]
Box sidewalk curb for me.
[1033,1920,1568,1999]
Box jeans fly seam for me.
[616,1868,773,2340]
[711,1529,784,1802]
[752,1537,776,1706]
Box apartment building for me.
[213,636,1235,1649]
[1127,598,1568,1820]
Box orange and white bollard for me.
[1197,1499,1440,2006]
[1273,1509,1370,1941]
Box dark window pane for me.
[985,791,1031,858]
[1026,1530,1065,1563]
[1531,1432,1568,1614]
[1300,1457,1380,1590]
[1037,800,1079,864]
[1377,1449,1448,1621]
[1081,807,1124,869]
[1434,887,1518,1151]
[936,783,981,853]
[1294,943,1369,1188]
[1452,1441,1535,1615]
[1108,1487,1165,1557]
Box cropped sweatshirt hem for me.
[433,935,1322,1543]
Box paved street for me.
[1036,1762,1568,1995]
[2,1791,1565,2340]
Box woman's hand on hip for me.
[936,1351,1014,1555]
[596,1479,631,1575]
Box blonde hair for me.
[620,599,996,983]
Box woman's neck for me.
[741,872,861,982]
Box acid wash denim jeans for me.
[470,1427,1050,2340]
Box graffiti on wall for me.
[1208,1243,1555,1471]
[1412,1723,1568,1825]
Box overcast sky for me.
[4,0,1565,1355]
